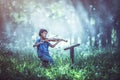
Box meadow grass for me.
[0,48,120,80]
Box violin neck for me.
[46,38,67,42]
[59,39,68,42]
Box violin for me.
[45,38,68,42]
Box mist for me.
[0,0,119,53]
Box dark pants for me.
[39,54,54,67]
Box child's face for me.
[41,31,47,39]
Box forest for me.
[0,0,120,80]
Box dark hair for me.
[39,29,48,36]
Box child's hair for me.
[39,29,48,36]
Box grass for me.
[0,48,120,80]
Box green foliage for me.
[0,48,120,80]
[111,28,117,46]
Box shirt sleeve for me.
[47,42,51,46]
[35,38,40,44]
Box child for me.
[33,29,61,67]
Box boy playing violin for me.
[33,29,67,67]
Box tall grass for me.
[0,48,120,80]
